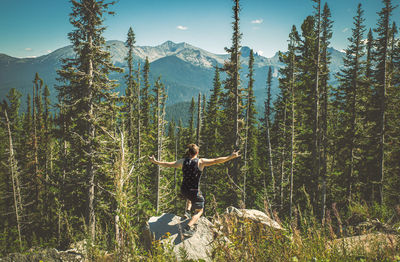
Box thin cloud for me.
[257,50,264,56]
[177,25,188,30]
[342,27,349,33]
[251,19,263,24]
[25,47,32,51]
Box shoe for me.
[182,225,195,238]
[184,210,191,219]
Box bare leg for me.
[186,199,192,211]
[188,208,203,227]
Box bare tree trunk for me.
[265,103,275,202]
[155,81,166,213]
[87,34,96,241]
[156,98,161,213]
[196,93,202,146]
[313,0,321,207]
[137,62,141,161]
[289,50,297,219]
[33,79,40,209]
[378,13,390,205]
[59,103,67,246]
[321,81,328,221]
[174,132,178,213]
[115,132,125,254]
[280,101,287,210]
[290,81,295,219]
[243,91,250,207]
[5,110,23,250]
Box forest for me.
[0,0,399,260]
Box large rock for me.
[225,206,284,231]
[144,213,213,261]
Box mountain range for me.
[0,40,345,116]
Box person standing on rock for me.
[149,144,241,237]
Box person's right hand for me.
[231,150,241,159]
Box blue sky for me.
[1,0,399,58]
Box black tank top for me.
[182,158,202,190]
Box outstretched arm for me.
[199,150,241,168]
[148,156,184,168]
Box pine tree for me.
[336,3,367,205]
[188,96,195,144]
[56,0,122,241]
[312,0,322,208]
[204,66,223,158]
[373,0,395,204]
[221,0,243,204]
[385,20,400,206]
[265,67,276,204]
[124,27,136,151]
[243,50,258,207]
[274,26,300,217]
[297,15,318,209]
[361,28,378,202]
[320,2,333,220]
[136,62,142,161]
[141,57,151,132]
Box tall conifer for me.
[56,0,122,240]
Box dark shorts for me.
[180,186,205,210]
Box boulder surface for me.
[225,206,283,231]
[145,213,214,261]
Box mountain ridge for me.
[0,40,345,112]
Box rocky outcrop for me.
[144,208,284,261]
[144,213,214,261]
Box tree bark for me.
[87,33,96,241]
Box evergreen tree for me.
[372,0,395,204]
[265,67,276,205]
[335,3,367,205]
[296,15,318,209]
[56,0,122,241]
[243,50,258,207]
[124,27,136,150]
[221,0,243,204]
[385,21,400,206]
[141,57,151,132]
[320,2,333,219]
[204,66,223,158]
[188,96,195,144]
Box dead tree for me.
[5,109,23,250]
